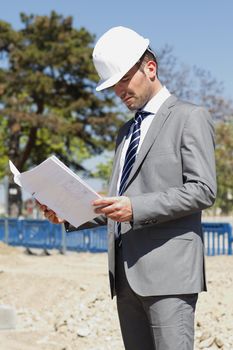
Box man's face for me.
[113,63,153,111]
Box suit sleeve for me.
[131,106,217,229]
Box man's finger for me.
[92,197,118,207]
[95,203,120,215]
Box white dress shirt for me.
[116,86,171,193]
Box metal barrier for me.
[0,219,64,250]
[0,219,232,255]
[0,218,107,253]
[65,227,107,252]
[202,222,232,255]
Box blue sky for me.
[1,0,233,99]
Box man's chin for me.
[125,101,138,111]
[127,106,137,112]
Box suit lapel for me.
[124,95,177,188]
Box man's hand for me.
[36,201,65,224]
[92,196,132,222]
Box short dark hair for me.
[137,47,159,78]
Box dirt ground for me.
[0,242,232,350]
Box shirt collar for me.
[142,86,171,115]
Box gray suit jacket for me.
[70,95,217,298]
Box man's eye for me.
[121,76,129,82]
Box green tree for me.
[92,156,113,192]
[0,12,121,178]
[213,122,233,214]
[158,45,233,122]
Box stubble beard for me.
[123,83,152,111]
[124,95,145,111]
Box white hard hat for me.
[93,26,150,91]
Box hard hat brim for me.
[96,39,149,91]
[96,71,126,91]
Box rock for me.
[79,285,87,291]
[199,336,215,348]
[195,330,203,339]
[215,337,224,348]
[202,345,219,350]
[77,326,90,337]
[54,318,68,332]
[0,305,17,330]
[200,331,212,342]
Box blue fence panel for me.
[66,229,91,252]
[21,220,53,249]
[0,219,64,251]
[7,219,22,246]
[0,219,232,255]
[51,223,63,250]
[66,227,107,252]
[0,219,5,241]
[202,222,232,256]
[88,227,108,252]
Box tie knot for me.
[134,110,151,123]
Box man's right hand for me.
[37,201,65,224]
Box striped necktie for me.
[117,110,151,241]
[118,110,151,196]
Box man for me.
[40,27,216,350]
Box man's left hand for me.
[92,196,132,222]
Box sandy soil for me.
[0,242,232,350]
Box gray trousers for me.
[115,245,198,350]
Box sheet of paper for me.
[9,156,102,228]
[9,161,22,186]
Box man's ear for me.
[145,60,157,78]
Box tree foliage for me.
[0,12,121,177]
[213,122,233,214]
[158,45,233,121]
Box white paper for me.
[9,156,102,228]
[9,161,21,186]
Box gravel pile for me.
[0,243,232,350]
